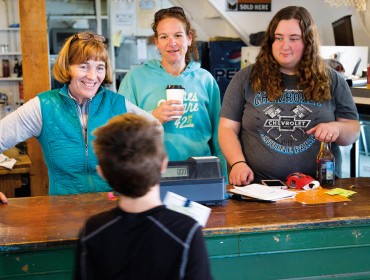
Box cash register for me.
[160,156,226,205]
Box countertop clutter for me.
[1,178,370,279]
[0,178,369,244]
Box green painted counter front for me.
[207,225,370,279]
[1,178,370,279]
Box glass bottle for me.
[316,142,335,187]
[13,58,20,77]
[2,59,10,77]
[18,60,22,77]
[18,81,24,105]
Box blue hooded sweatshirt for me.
[118,59,227,177]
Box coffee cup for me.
[166,85,185,105]
[165,85,185,119]
[156,85,185,118]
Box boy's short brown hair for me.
[93,114,166,197]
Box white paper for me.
[191,156,218,160]
[110,0,137,36]
[163,192,211,227]
[137,38,147,60]
[0,153,17,169]
[231,184,296,201]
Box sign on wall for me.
[110,0,137,37]
[227,0,271,12]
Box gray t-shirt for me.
[220,64,358,182]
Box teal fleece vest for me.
[37,85,127,195]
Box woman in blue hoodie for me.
[118,7,226,176]
[0,32,154,202]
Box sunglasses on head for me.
[71,33,106,44]
[154,6,185,21]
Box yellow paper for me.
[325,188,357,198]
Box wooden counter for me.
[1,178,370,279]
[0,155,31,198]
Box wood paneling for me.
[19,0,49,196]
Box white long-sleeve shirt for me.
[0,96,155,152]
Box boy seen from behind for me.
[75,113,212,280]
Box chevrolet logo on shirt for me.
[264,116,311,132]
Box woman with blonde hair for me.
[0,32,154,202]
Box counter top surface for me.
[1,178,370,249]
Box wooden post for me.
[19,0,49,196]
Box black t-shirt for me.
[221,65,358,181]
[75,205,212,280]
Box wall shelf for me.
[115,68,129,73]
[0,0,22,107]
[48,15,108,20]
[0,77,22,81]
[0,28,20,31]
[0,52,21,56]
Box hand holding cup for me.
[154,85,185,123]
